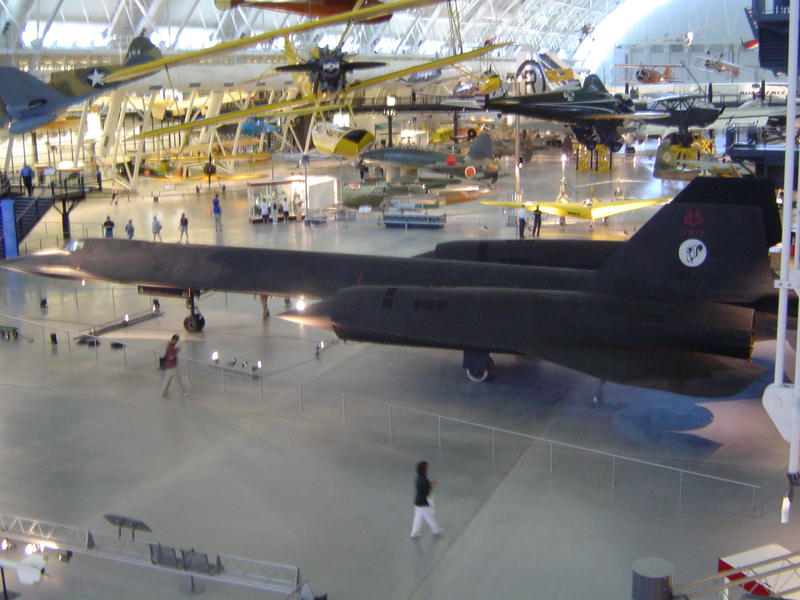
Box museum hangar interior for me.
[0,0,798,598]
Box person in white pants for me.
[160,334,190,397]
[410,460,444,539]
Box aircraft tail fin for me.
[467,133,493,160]
[582,74,608,94]
[653,140,702,180]
[585,177,779,304]
[124,35,163,66]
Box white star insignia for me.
[86,69,106,88]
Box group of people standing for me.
[101,213,187,243]
[517,205,542,238]
[256,191,303,223]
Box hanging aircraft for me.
[2,178,781,397]
[0,34,162,134]
[631,94,722,145]
[214,0,393,23]
[128,42,510,160]
[698,55,741,78]
[0,0,440,134]
[481,178,669,223]
[360,132,500,182]
[615,64,682,84]
[468,75,670,152]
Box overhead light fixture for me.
[1,538,13,551]
[211,350,219,364]
[152,299,160,312]
[123,313,130,323]
[296,299,306,311]
[251,360,262,372]
[387,95,396,108]
[24,543,40,556]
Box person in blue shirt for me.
[212,194,223,231]
[20,164,33,196]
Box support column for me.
[198,91,224,145]
[100,89,126,161]
[30,131,38,163]
[130,94,157,190]
[74,99,91,168]
[4,135,14,175]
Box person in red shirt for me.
[160,334,190,397]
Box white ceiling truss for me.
[0,0,624,64]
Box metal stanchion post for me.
[258,375,263,403]
[111,288,115,313]
[221,367,225,393]
[123,343,127,367]
[611,456,616,489]
[437,416,442,447]
[491,428,496,461]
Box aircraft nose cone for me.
[0,251,80,277]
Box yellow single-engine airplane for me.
[482,179,669,223]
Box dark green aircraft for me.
[2,178,780,397]
[481,75,669,152]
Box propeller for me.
[276,46,385,94]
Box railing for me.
[0,514,303,596]
[0,303,779,519]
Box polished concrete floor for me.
[0,149,798,599]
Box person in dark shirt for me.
[532,205,542,237]
[103,216,115,238]
[410,460,444,539]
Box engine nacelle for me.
[306,286,754,360]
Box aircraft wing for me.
[480,200,590,219]
[480,198,669,220]
[126,101,344,140]
[582,111,671,121]
[128,45,508,140]
[104,0,444,84]
[342,42,510,92]
[588,199,669,220]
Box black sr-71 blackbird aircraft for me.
[1,178,780,397]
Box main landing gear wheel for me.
[183,291,205,332]
[462,351,494,382]
[183,314,205,332]
[466,364,492,382]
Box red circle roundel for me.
[464,165,477,178]
[445,155,457,166]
